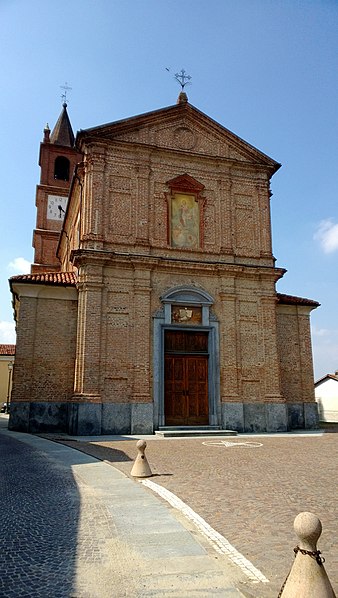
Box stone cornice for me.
[71,248,285,280]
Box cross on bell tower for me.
[60,82,72,106]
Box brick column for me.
[135,165,150,244]
[73,274,104,402]
[131,266,152,403]
[130,265,153,433]
[219,178,233,253]
[81,150,105,247]
[219,292,240,401]
[261,296,284,402]
[219,288,243,430]
[256,181,273,259]
[298,310,319,428]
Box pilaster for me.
[261,296,284,402]
[135,165,150,244]
[132,265,152,403]
[219,178,232,253]
[256,181,273,258]
[297,310,317,403]
[73,270,104,401]
[219,289,240,402]
[81,150,106,247]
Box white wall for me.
[315,378,338,423]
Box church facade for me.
[9,93,320,435]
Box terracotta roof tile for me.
[276,293,320,307]
[0,344,15,356]
[10,272,77,286]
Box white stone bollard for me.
[130,439,152,478]
[279,511,336,597]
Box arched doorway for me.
[153,286,220,428]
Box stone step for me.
[155,428,237,438]
[158,425,221,431]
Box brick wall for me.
[11,293,77,404]
[277,305,316,404]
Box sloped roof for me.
[76,101,281,173]
[276,293,320,308]
[0,344,15,356]
[10,272,77,286]
[50,103,75,147]
[315,373,338,386]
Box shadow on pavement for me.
[0,429,81,598]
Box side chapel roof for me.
[10,272,76,287]
[276,293,320,308]
[0,344,15,356]
[9,273,319,308]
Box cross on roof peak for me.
[174,69,192,90]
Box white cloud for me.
[7,257,31,274]
[314,219,338,253]
[311,326,331,338]
[0,321,16,344]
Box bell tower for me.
[31,103,81,273]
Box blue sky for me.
[0,0,337,379]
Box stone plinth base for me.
[9,402,67,433]
[68,402,154,435]
[8,401,154,435]
[221,402,319,433]
[8,400,318,435]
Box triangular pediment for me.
[166,173,205,193]
[77,102,280,171]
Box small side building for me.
[315,373,338,423]
[0,345,15,411]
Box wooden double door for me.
[164,330,209,426]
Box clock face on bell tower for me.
[47,195,68,220]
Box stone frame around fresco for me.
[165,173,206,250]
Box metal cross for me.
[60,82,72,104]
[174,69,192,90]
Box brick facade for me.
[9,97,319,434]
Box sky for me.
[0,0,337,380]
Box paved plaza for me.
[1,415,337,597]
[0,418,252,598]
[57,429,338,597]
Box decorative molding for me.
[161,285,214,306]
[173,126,196,150]
[166,173,205,194]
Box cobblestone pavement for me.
[0,430,81,597]
[60,432,338,597]
[0,429,144,598]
